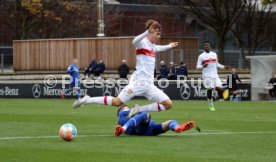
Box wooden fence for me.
[13,37,199,71]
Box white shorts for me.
[203,76,222,89]
[117,75,169,103]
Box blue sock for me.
[124,112,148,130]
[77,89,81,99]
[168,120,179,131]
[64,89,72,94]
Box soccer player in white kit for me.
[196,41,226,111]
[73,20,178,116]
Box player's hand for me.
[169,42,178,48]
[224,66,231,70]
[148,21,160,33]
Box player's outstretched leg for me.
[175,121,195,133]
[116,112,149,136]
[128,101,171,118]
[72,95,90,108]
[114,125,125,137]
[72,95,118,108]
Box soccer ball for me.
[59,123,77,141]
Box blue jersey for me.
[67,64,79,79]
[118,110,164,136]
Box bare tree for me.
[7,1,105,39]
[6,1,123,40]
[231,0,274,58]
[169,0,246,63]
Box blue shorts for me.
[70,77,80,88]
[143,120,165,136]
[70,81,80,88]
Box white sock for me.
[208,99,213,107]
[138,103,166,112]
[86,96,113,105]
[122,125,128,131]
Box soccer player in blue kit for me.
[61,58,81,99]
[115,105,196,137]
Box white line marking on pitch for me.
[0,131,276,140]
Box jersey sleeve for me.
[216,62,224,69]
[196,55,203,69]
[67,65,75,73]
[215,54,225,69]
[155,44,172,52]
[132,30,149,46]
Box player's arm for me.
[132,30,149,46]
[196,55,204,69]
[215,54,225,69]
[217,62,225,69]
[67,65,75,73]
[155,42,178,52]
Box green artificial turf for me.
[0,99,275,162]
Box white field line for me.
[1,131,276,141]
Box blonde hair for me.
[145,20,162,31]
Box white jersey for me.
[196,51,224,78]
[132,30,172,84]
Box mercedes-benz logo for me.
[102,83,113,96]
[180,84,191,100]
[32,84,41,98]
